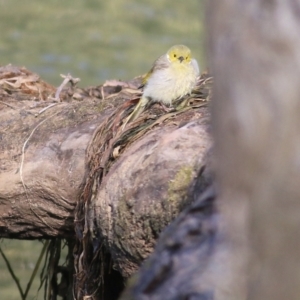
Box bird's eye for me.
[186,56,188,60]
[174,54,177,58]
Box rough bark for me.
[90,113,211,277]
[121,176,219,300]
[0,67,135,239]
[0,85,105,238]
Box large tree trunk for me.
[209,1,300,299]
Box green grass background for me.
[0,0,205,87]
[0,240,45,300]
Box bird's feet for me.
[159,103,175,112]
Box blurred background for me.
[0,0,204,299]
[0,0,205,87]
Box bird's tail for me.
[122,96,149,129]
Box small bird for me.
[124,44,200,125]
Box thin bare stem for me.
[0,246,25,300]
[24,240,50,299]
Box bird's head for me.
[167,44,192,64]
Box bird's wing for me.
[191,58,200,76]
[142,54,169,86]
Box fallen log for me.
[0,64,212,299]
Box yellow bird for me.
[124,44,200,125]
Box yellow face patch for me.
[167,45,192,64]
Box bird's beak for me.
[178,56,184,63]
